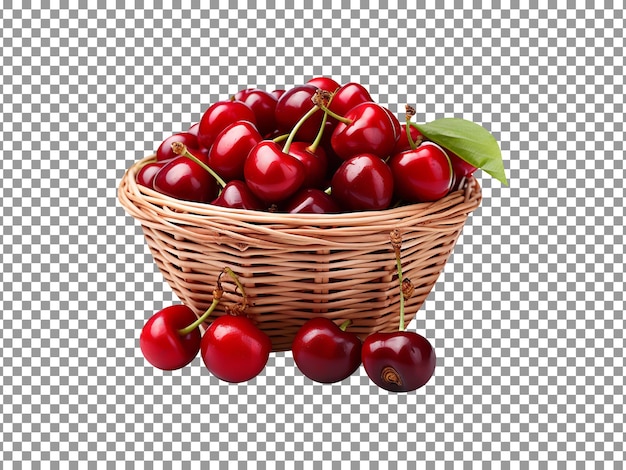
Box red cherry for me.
[187,122,200,136]
[136,161,168,188]
[328,82,373,117]
[330,102,397,160]
[330,153,394,211]
[211,180,265,211]
[201,315,272,383]
[388,142,453,203]
[139,305,201,371]
[153,155,219,203]
[382,106,402,145]
[447,151,478,191]
[361,331,436,392]
[292,317,362,383]
[233,88,279,136]
[284,188,341,214]
[306,76,340,92]
[271,89,285,99]
[197,100,257,150]
[156,132,200,162]
[274,84,325,142]
[208,120,263,182]
[285,141,328,189]
[244,140,306,203]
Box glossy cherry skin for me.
[274,84,325,143]
[306,76,340,92]
[211,180,265,211]
[139,305,201,371]
[244,140,306,203]
[208,120,263,182]
[187,122,200,136]
[233,88,278,137]
[447,151,477,191]
[286,141,328,189]
[388,142,453,203]
[284,188,341,214]
[329,82,373,117]
[330,153,394,211]
[153,155,219,203]
[271,89,285,100]
[197,100,257,150]
[382,107,402,145]
[201,315,272,383]
[361,331,436,392]
[136,161,168,188]
[156,132,200,162]
[292,317,362,383]
[331,102,398,160]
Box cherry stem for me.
[405,104,418,151]
[339,319,352,332]
[272,133,289,143]
[306,89,336,154]
[223,266,249,313]
[390,230,406,332]
[311,88,352,125]
[282,105,321,155]
[306,105,329,154]
[178,287,223,336]
[171,142,227,188]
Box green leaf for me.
[414,118,508,186]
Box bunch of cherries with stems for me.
[140,267,271,383]
[135,76,504,214]
[292,229,436,392]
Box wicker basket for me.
[118,154,482,351]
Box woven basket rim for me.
[119,154,482,228]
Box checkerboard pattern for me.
[2,2,624,467]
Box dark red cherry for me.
[233,88,279,136]
[285,141,328,189]
[139,305,201,371]
[156,132,200,162]
[208,120,263,182]
[201,315,272,383]
[284,188,341,214]
[153,155,219,203]
[197,100,257,150]
[388,142,453,203]
[382,106,402,145]
[274,84,324,143]
[136,161,168,188]
[447,151,478,191]
[292,318,362,383]
[328,82,373,117]
[211,180,265,211]
[330,153,394,211]
[330,102,398,161]
[244,140,306,203]
[361,331,436,392]
[271,89,286,99]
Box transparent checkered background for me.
[1,1,624,467]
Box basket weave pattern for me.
[119,155,482,351]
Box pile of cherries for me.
[136,76,477,213]
[140,232,436,392]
